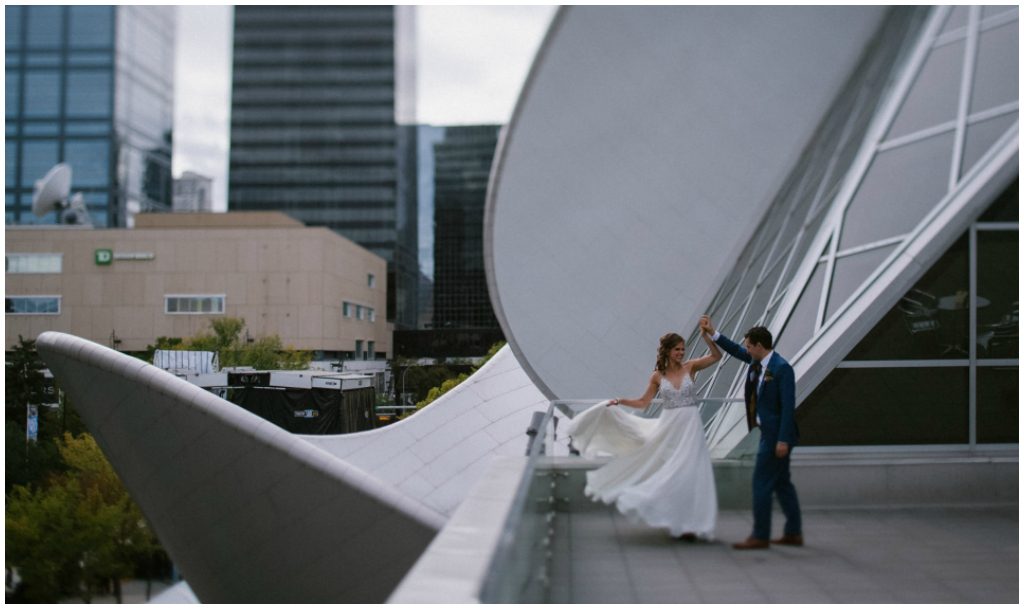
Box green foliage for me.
[5,335,48,428]
[416,373,469,408]
[145,317,312,370]
[4,336,86,491]
[6,433,163,603]
[411,341,507,410]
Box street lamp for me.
[400,366,413,405]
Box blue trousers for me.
[752,438,802,540]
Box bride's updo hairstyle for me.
[655,332,685,373]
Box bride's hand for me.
[607,399,620,407]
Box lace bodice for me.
[659,375,698,409]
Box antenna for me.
[31,163,92,225]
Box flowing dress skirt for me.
[567,400,717,537]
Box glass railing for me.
[478,401,557,602]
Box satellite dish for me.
[31,163,92,225]
[32,163,72,217]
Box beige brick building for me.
[5,212,391,358]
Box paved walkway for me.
[58,579,172,604]
[548,504,1018,603]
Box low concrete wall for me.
[571,451,1018,509]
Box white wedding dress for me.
[566,375,717,538]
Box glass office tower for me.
[228,6,419,328]
[5,5,175,227]
[433,125,503,330]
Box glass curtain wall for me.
[800,183,1018,446]
[686,6,1018,450]
[4,5,173,227]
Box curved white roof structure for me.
[36,332,547,602]
[485,6,889,401]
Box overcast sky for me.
[172,5,557,211]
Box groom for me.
[700,315,803,550]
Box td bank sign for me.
[94,249,156,265]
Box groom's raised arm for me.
[701,315,752,364]
[713,333,752,364]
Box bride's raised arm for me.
[610,372,661,409]
[687,330,722,373]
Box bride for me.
[566,329,722,539]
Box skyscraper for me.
[432,125,503,330]
[173,171,213,212]
[5,5,175,227]
[228,6,418,328]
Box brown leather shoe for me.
[732,537,770,550]
[771,534,804,546]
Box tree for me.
[151,317,312,370]
[6,433,163,603]
[412,341,507,410]
[5,335,48,428]
[4,336,85,492]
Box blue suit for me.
[715,333,802,540]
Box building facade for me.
[173,171,214,212]
[227,6,418,329]
[5,5,175,228]
[432,125,503,330]
[5,212,391,359]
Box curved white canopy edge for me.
[485,6,887,400]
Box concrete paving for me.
[547,504,1018,603]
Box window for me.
[65,70,112,117]
[368,273,376,288]
[6,253,62,273]
[368,308,376,322]
[367,341,375,359]
[355,339,364,361]
[800,183,1019,447]
[356,304,364,320]
[64,139,110,187]
[165,295,224,315]
[343,301,353,318]
[23,71,60,117]
[68,6,113,47]
[6,295,61,315]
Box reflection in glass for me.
[976,366,1019,443]
[798,367,969,445]
[976,230,1018,359]
[846,236,967,360]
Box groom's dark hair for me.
[744,326,773,349]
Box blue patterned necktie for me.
[744,362,762,431]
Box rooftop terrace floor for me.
[548,504,1018,603]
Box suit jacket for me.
[715,334,799,446]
